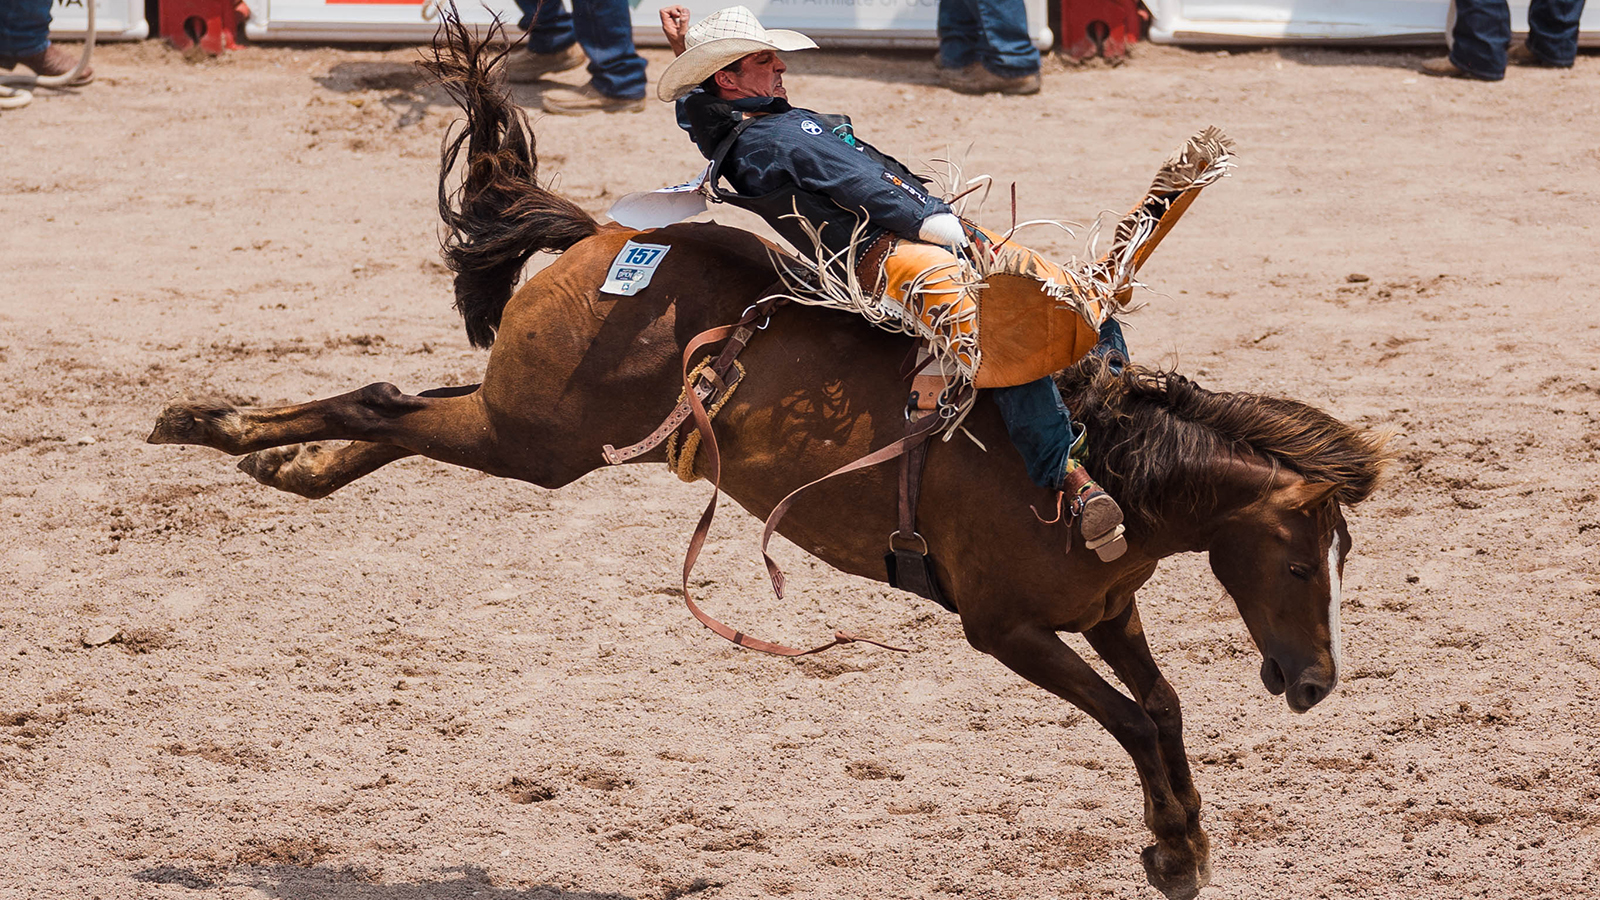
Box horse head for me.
[1207,477,1349,713]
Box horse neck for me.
[1137,451,1286,557]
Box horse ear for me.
[1283,481,1340,512]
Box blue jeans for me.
[515,0,647,100]
[937,0,1040,78]
[0,0,52,59]
[991,318,1126,491]
[1449,0,1585,79]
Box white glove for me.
[917,213,968,248]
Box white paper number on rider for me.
[601,241,672,296]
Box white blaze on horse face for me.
[1327,538,1343,686]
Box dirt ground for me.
[3,33,1599,900]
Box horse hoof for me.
[148,400,239,449]
[239,444,335,499]
[1190,829,1213,887]
[1141,842,1203,900]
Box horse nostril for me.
[1260,658,1287,694]
[1290,680,1328,711]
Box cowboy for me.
[655,5,1128,561]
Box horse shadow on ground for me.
[788,49,950,87]
[136,863,659,900]
[1263,45,1442,69]
[313,60,577,127]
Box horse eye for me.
[1288,563,1313,581]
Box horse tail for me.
[422,3,601,349]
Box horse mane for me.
[1057,357,1394,528]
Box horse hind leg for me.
[239,441,416,499]
[150,382,510,477]
[230,385,477,498]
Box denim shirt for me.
[677,92,950,244]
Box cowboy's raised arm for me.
[660,6,691,56]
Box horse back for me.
[474,223,790,487]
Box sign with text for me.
[245,0,1049,48]
[48,0,150,41]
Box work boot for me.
[1064,462,1126,562]
[1418,56,1483,79]
[1508,43,1566,67]
[936,62,1040,96]
[0,44,93,85]
[503,43,585,83]
[541,81,645,116]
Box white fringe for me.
[760,127,1238,436]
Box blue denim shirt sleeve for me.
[735,111,950,237]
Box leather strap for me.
[854,231,896,298]
[884,350,957,613]
[662,297,911,657]
[602,320,756,465]
[908,370,945,414]
[755,408,945,604]
[898,428,930,542]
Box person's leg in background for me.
[1423,0,1510,80]
[937,0,1040,95]
[541,0,648,114]
[0,0,93,84]
[970,0,1040,79]
[1522,0,1585,66]
[571,0,647,100]
[506,0,586,84]
[0,0,52,61]
[937,0,982,71]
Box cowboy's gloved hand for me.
[917,213,968,248]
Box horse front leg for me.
[967,621,1207,900]
[1084,600,1210,889]
[149,382,510,477]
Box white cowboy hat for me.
[656,6,817,102]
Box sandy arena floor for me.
[2,34,1599,900]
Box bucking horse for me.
[147,16,1390,899]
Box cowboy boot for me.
[1064,460,1126,562]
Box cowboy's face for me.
[715,50,787,100]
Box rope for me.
[664,356,745,483]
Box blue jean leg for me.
[993,376,1080,491]
[572,0,646,99]
[992,319,1128,491]
[1092,317,1127,367]
[517,0,576,53]
[1448,0,1585,78]
[937,0,1040,78]
[515,0,646,100]
[1526,0,1585,65]
[937,0,983,69]
[0,0,53,59]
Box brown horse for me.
[147,21,1389,900]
